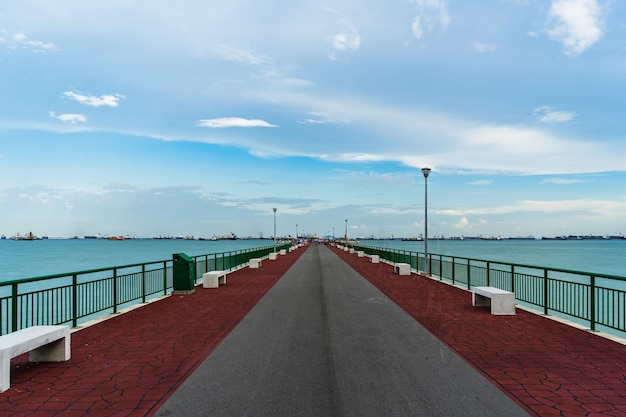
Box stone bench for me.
[357,251,365,257]
[0,325,71,392]
[472,286,516,315]
[249,258,262,268]
[203,270,227,288]
[280,249,287,255]
[370,254,380,263]
[269,252,278,260]
[394,263,411,275]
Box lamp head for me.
[421,167,431,178]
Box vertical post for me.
[543,269,550,316]
[421,167,431,275]
[11,283,18,332]
[163,261,168,295]
[486,261,491,286]
[142,264,147,304]
[590,275,596,331]
[345,219,348,246]
[72,274,78,328]
[273,208,277,255]
[113,268,118,314]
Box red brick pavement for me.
[331,246,626,417]
[4,244,626,417]
[0,248,305,417]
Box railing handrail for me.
[353,242,626,336]
[0,244,278,286]
[358,243,626,281]
[0,243,291,335]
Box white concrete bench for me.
[279,249,286,255]
[249,258,262,268]
[203,270,227,288]
[370,254,380,263]
[269,252,278,260]
[0,325,71,392]
[357,251,365,257]
[472,286,516,315]
[394,263,411,275]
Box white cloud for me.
[467,179,493,186]
[62,91,125,107]
[49,112,87,124]
[196,117,278,128]
[541,178,588,184]
[472,42,497,53]
[533,106,576,123]
[0,29,58,52]
[547,0,604,56]
[215,44,272,66]
[299,112,349,125]
[410,0,451,41]
[439,199,626,217]
[328,18,361,60]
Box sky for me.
[1,0,625,240]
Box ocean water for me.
[0,238,279,283]
[1,238,625,283]
[357,239,626,278]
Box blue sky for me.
[1,0,625,239]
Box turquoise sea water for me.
[0,238,625,283]
[357,239,626,278]
[0,238,278,282]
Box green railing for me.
[353,243,626,335]
[0,243,290,335]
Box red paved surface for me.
[331,246,626,417]
[0,248,306,416]
[3,244,626,417]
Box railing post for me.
[486,261,491,286]
[141,264,147,304]
[590,275,596,332]
[11,283,18,332]
[467,259,471,289]
[72,274,78,328]
[452,257,456,285]
[511,265,515,293]
[163,261,168,295]
[543,269,550,316]
[113,268,118,314]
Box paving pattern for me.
[0,248,306,416]
[2,244,626,416]
[331,246,626,417]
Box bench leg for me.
[0,355,10,392]
[472,293,491,308]
[218,274,226,285]
[30,336,71,362]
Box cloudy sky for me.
[1,0,625,239]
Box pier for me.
[2,243,626,416]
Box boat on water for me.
[11,232,40,240]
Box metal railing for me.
[353,243,626,335]
[0,243,289,335]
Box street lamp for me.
[345,219,348,246]
[422,167,431,275]
[273,208,277,255]
[296,224,298,240]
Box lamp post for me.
[345,219,348,246]
[296,224,298,240]
[273,208,277,255]
[422,167,431,275]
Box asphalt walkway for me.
[155,243,527,417]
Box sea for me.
[0,238,279,283]
[0,238,625,283]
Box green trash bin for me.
[172,253,196,294]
